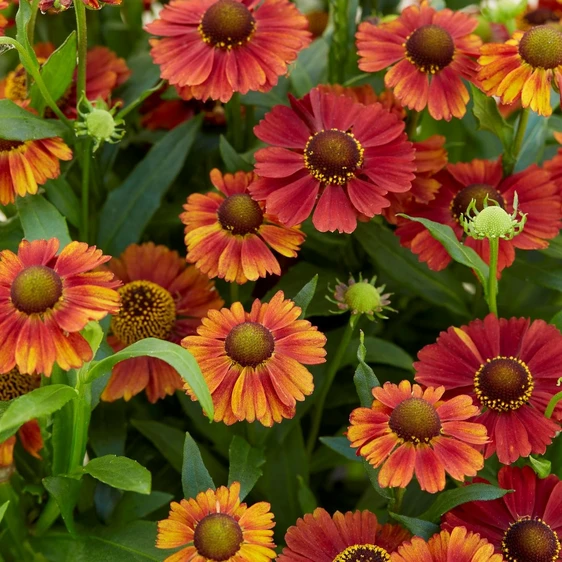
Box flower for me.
[415,314,562,464]
[444,466,562,562]
[395,158,562,273]
[181,169,305,284]
[278,508,410,562]
[479,25,562,116]
[0,239,121,376]
[102,243,223,403]
[156,482,276,562]
[348,380,487,493]
[251,87,416,234]
[517,0,562,30]
[356,2,482,121]
[39,0,121,12]
[392,527,503,562]
[146,0,311,103]
[331,275,393,321]
[182,290,326,426]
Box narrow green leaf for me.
[228,436,265,500]
[131,419,183,472]
[293,275,318,319]
[515,110,549,172]
[219,135,253,172]
[345,336,413,372]
[15,0,39,72]
[120,52,161,107]
[43,475,82,537]
[319,436,361,463]
[84,455,151,495]
[43,177,81,228]
[182,433,215,499]
[110,491,174,526]
[470,84,513,148]
[389,513,440,540]
[529,456,551,478]
[296,475,317,514]
[354,331,380,407]
[0,100,66,141]
[0,501,9,523]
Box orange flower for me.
[157,482,276,562]
[102,243,223,403]
[0,239,120,376]
[517,0,562,30]
[181,169,305,284]
[182,291,326,426]
[347,381,487,493]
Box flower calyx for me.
[74,96,125,152]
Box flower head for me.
[74,97,125,151]
[183,291,326,426]
[330,275,393,321]
[348,380,487,493]
[517,0,562,30]
[39,0,121,12]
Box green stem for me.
[74,0,88,110]
[80,139,92,243]
[390,487,406,514]
[226,92,243,152]
[487,237,499,316]
[406,109,420,139]
[27,0,40,58]
[545,390,562,419]
[306,320,355,456]
[229,282,239,305]
[33,497,60,536]
[244,104,255,150]
[506,108,530,175]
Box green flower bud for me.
[75,96,125,151]
[85,108,117,142]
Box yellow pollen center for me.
[474,356,534,412]
[404,24,455,74]
[333,544,391,562]
[193,513,243,561]
[388,397,442,444]
[519,26,562,69]
[4,65,28,101]
[0,369,41,401]
[0,140,25,153]
[11,265,63,315]
[450,183,505,223]
[199,0,256,50]
[217,193,264,235]
[304,129,364,185]
[502,517,561,562]
[110,280,176,345]
[225,321,275,367]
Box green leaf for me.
[43,475,82,537]
[529,456,551,478]
[362,459,393,500]
[0,501,9,523]
[292,275,318,319]
[85,338,213,418]
[0,385,77,442]
[296,475,317,514]
[131,419,183,472]
[0,215,24,252]
[97,116,202,255]
[109,491,174,526]
[551,310,562,332]
[515,109,549,172]
[16,193,72,246]
[15,0,39,73]
[120,52,161,107]
[0,100,66,141]
[470,84,513,148]
[354,331,380,407]
[228,436,265,500]
[345,336,413,372]
[84,455,151,495]
[319,436,361,463]
[43,177,81,228]
[219,135,253,172]
[182,433,215,499]
[389,513,440,540]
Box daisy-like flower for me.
[415,314,562,465]
[517,0,562,30]
[395,158,561,273]
[347,380,487,493]
[444,465,562,562]
[181,169,304,284]
[278,508,411,562]
[156,482,276,562]
[182,290,326,426]
[101,243,223,404]
[39,0,121,12]
[479,24,562,116]
[146,0,311,103]
[392,527,503,562]
[0,238,121,376]
[356,2,482,121]
[251,87,416,234]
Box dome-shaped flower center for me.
[304,129,364,185]
[333,544,391,562]
[405,24,455,73]
[524,8,560,27]
[450,183,505,222]
[502,517,561,562]
[388,397,442,444]
[110,280,176,345]
[0,369,41,401]
[225,321,275,367]
[519,26,562,69]
[0,140,25,153]
[472,206,516,239]
[4,65,28,101]
[474,356,534,412]
[199,0,256,49]
[344,282,381,314]
[217,193,264,235]
[193,513,244,561]
[11,265,63,315]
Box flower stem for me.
[545,389,562,419]
[74,0,88,110]
[226,92,243,152]
[229,282,239,305]
[487,237,499,316]
[506,108,529,175]
[33,496,60,536]
[80,139,92,243]
[406,109,420,139]
[27,0,40,53]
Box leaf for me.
[0,501,8,523]
[389,513,440,540]
[0,100,66,141]
[0,385,77,442]
[362,459,393,500]
[97,116,202,255]
[110,491,174,526]
[515,109,549,172]
[182,433,215,499]
[219,135,253,172]
[15,0,39,73]
[0,215,24,252]
[43,476,82,537]
[119,52,162,107]
[344,336,413,372]
[354,331,380,407]
[131,419,183,472]
[43,177,81,228]
[84,455,152,495]
[292,275,318,319]
[470,84,513,148]
[296,475,317,514]
[319,436,361,463]
[16,194,72,246]
[228,436,265,500]
[529,456,551,478]
[85,338,213,418]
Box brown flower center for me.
[333,544,391,562]
[0,140,25,153]
[110,280,176,345]
[225,321,275,367]
[450,183,505,223]
[524,8,560,27]
[11,265,63,315]
[4,65,28,102]
[405,24,455,73]
[519,26,562,69]
[217,193,264,235]
[0,369,41,401]
[388,397,442,444]
[502,517,561,562]
[474,356,534,412]
[193,513,243,561]
[199,0,256,50]
[304,129,364,185]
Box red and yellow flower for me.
[278,508,410,562]
[356,2,482,121]
[251,87,416,234]
[102,243,223,404]
[146,0,311,103]
[182,290,326,426]
[39,0,121,12]
[347,380,487,493]
[156,482,276,562]
[0,238,121,376]
[181,169,305,284]
[517,0,562,30]
[415,314,562,465]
